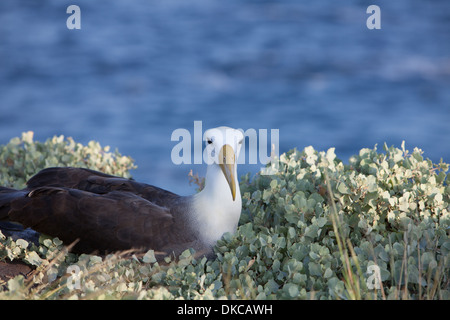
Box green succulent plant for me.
[0,133,448,300]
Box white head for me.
[203,127,244,201]
[191,126,244,246]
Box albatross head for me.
[203,127,244,201]
[191,126,244,246]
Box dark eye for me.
[207,139,213,145]
[238,139,243,145]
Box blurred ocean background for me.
[0,0,449,195]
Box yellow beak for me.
[219,144,236,201]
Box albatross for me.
[0,127,244,260]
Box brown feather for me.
[0,167,203,259]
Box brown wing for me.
[26,167,180,205]
[1,167,198,257]
[6,187,181,253]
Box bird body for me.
[0,127,244,260]
[191,157,242,246]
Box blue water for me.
[1,0,449,195]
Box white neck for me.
[190,163,242,246]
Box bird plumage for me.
[0,127,244,260]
